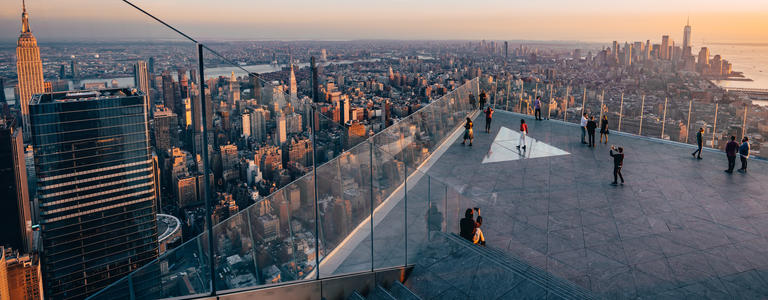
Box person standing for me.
[599,115,609,144]
[580,113,588,144]
[725,136,739,173]
[479,90,487,110]
[610,146,625,185]
[534,96,542,120]
[484,106,494,133]
[517,119,529,151]
[692,128,704,159]
[586,116,597,147]
[739,137,750,173]
[461,117,474,146]
[469,93,477,110]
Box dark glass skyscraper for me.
[0,116,32,253]
[30,88,158,299]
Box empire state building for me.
[16,0,45,138]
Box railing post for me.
[547,84,553,120]
[310,105,320,280]
[712,103,719,148]
[598,89,605,125]
[661,97,668,139]
[741,104,748,141]
[403,164,408,266]
[505,80,511,111]
[443,184,448,232]
[518,82,524,113]
[685,100,692,143]
[581,87,587,117]
[196,43,216,297]
[618,93,624,132]
[564,86,570,121]
[639,95,645,135]
[369,141,375,272]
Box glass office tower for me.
[29,89,158,300]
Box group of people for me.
[581,113,610,147]
[459,208,485,245]
[463,91,496,146]
[725,136,751,173]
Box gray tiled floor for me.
[425,110,768,299]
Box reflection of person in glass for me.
[426,203,443,233]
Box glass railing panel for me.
[284,174,319,279]
[404,170,447,264]
[371,145,407,269]
[316,141,373,277]
[241,192,296,286]
[210,208,260,293]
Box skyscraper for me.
[0,116,32,253]
[682,18,692,57]
[0,77,6,104]
[276,114,287,145]
[504,41,509,58]
[15,1,45,139]
[30,89,158,299]
[134,60,151,117]
[661,35,670,60]
[289,64,298,102]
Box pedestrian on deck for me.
[473,216,486,246]
[580,113,588,144]
[586,116,597,147]
[517,119,529,151]
[725,136,739,173]
[692,128,704,159]
[461,117,474,146]
[484,106,494,133]
[610,145,625,185]
[599,115,609,144]
[459,208,476,242]
[479,91,487,110]
[739,137,750,173]
[534,96,542,120]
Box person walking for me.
[484,106,494,133]
[534,96,542,120]
[517,119,529,151]
[599,115,609,144]
[586,116,597,147]
[739,137,750,173]
[479,90,487,110]
[725,136,739,173]
[461,117,474,146]
[610,145,625,185]
[692,128,704,159]
[580,113,588,144]
[459,208,476,242]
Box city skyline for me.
[1,0,767,43]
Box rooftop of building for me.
[412,110,768,298]
[157,214,181,243]
[30,88,143,105]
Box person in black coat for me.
[610,146,625,185]
[459,208,476,242]
[586,116,597,147]
[692,128,704,159]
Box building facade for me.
[30,89,158,299]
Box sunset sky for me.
[1,0,767,43]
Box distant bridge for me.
[724,87,768,94]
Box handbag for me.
[606,129,610,135]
